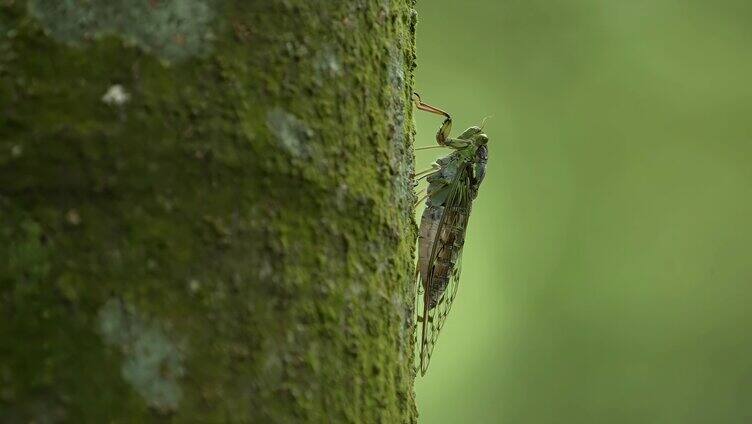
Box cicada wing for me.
[417,170,473,376]
[419,241,466,376]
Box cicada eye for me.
[474,134,489,146]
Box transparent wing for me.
[417,167,473,376]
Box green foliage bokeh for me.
[413,1,752,423]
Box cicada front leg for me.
[412,92,452,146]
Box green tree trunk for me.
[0,1,418,422]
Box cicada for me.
[412,92,488,376]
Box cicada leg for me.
[412,92,452,146]
[414,190,428,207]
[414,171,439,184]
[412,163,439,179]
[414,145,449,151]
[414,192,431,207]
[416,314,434,324]
[413,165,440,189]
[414,182,441,207]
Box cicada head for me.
[472,115,490,148]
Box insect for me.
[412,92,488,376]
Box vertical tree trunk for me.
[0,1,418,422]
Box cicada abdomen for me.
[418,204,468,309]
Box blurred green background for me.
[412,1,752,423]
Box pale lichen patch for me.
[101,84,130,106]
[314,46,342,79]
[26,0,215,62]
[187,278,201,294]
[65,208,81,226]
[10,145,22,158]
[258,260,273,281]
[98,298,184,413]
[266,107,314,159]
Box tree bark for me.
[0,1,418,422]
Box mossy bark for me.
[0,1,419,422]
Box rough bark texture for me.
[0,1,419,422]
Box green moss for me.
[27,0,215,62]
[1,0,419,422]
[4,218,49,287]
